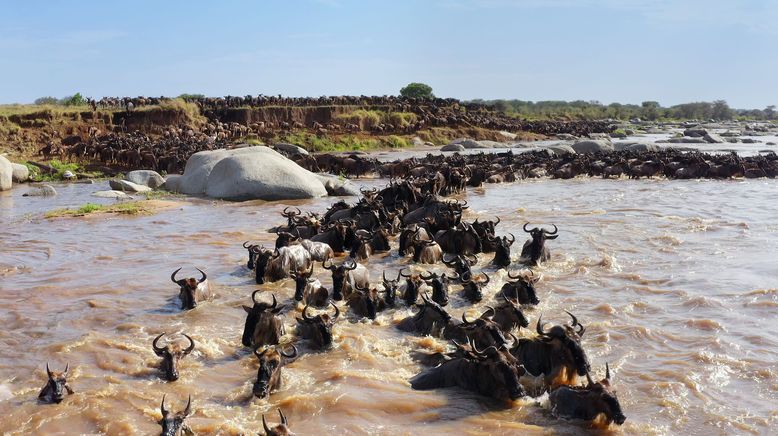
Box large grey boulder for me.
[92,190,133,199]
[0,156,12,191]
[273,142,309,156]
[440,143,466,152]
[477,140,506,148]
[178,146,327,201]
[23,184,57,197]
[109,179,152,193]
[11,163,29,183]
[666,137,707,144]
[162,174,182,192]
[571,140,614,153]
[126,170,165,189]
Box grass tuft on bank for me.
[45,201,151,219]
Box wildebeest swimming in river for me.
[549,363,626,426]
[38,362,73,404]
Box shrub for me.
[399,83,434,99]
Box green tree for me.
[711,100,734,120]
[765,105,776,120]
[34,96,59,105]
[399,82,434,99]
[641,101,660,120]
[61,92,86,106]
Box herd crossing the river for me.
[37,160,630,434]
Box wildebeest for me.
[170,267,213,310]
[38,363,73,404]
[509,312,590,388]
[549,364,626,426]
[152,332,195,382]
[460,271,490,303]
[500,270,540,305]
[159,394,192,436]
[519,223,558,266]
[263,408,294,435]
[421,271,458,306]
[396,293,467,342]
[252,344,298,399]
[241,292,286,347]
[412,234,444,264]
[409,340,527,401]
[323,258,369,301]
[346,285,379,320]
[490,233,515,268]
[434,222,482,255]
[290,266,329,307]
[296,302,340,349]
[300,239,334,262]
[399,268,426,305]
[252,245,312,284]
[442,253,478,278]
[379,270,401,308]
[399,224,431,256]
[484,292,530,333]
[460,311,508,350]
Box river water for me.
[1,159,777,434]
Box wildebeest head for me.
[38,362,73,404]
[243,241,259,269]
[296,302,340,349]
[253,344,298,399]
[241,291,285,347]
[485,291,530,332]
[263,408,294,435]
[323,259,357,301]
[346,285,378,320]
[442,253,477,278]
[171,267,207,310]
[536,312,590,376]
[501,270,540,305]
[152,332,195,382]
[460,271,490,303]
[462,339,526,401]
[381,270,401,307]
[550,363,626,426]
[421,271,457,306]
[583,363,626,425]
[521,223,558,266]
[159,394,192,436]
[490,233,515,268]
[275,230,300,249]
[281,206,302,227]
[290,264,315,302]
[460,311,508,350]
[251,246,277,285]
[399,293,453,336]
[399,268,424,306]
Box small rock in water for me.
[109,179,152,193]
[92,190,133,199]
[62,170,76,180]
[23,184,57,197]
[126,170,165,189]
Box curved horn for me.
[606,362,611,381]
[382,271,388,282]
[330,301,341,320]
[345,259,358,271]
[494,216,500,226]
[262,414,272,434]
[480,272,490,285]
[152,332,166,354]
[545,224,559,235]
[63,362,69,376]
[46,362,53,379]
[295,207,301,215]
[469,337,486,357]
[523,223,532,233]
[507,233,515,244]
[279,408,288,425]
[183,334,195,355]
[565,310,578,328]
[303,304,313,321]
[399,267,411,278]
[461,312,474,325]
[251,289,261,305]
[507,270,522,280]
[483,306,496,319]
[279,344,298,359]
[170,267,182,284]
[536,314,549,336]
[323,259,335,271]
[242,241,252,248]
[161,394,168,417]
[196,268,207,283]
[585,371,595,387]
[271,294,278,311]
[183,395,192,417]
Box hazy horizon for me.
[2,0,776,108]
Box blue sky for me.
[1,0,776,108]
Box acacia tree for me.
[400,83,434,99]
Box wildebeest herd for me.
[38,157,634,434]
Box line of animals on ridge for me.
[38,187,626,435]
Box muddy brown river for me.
[1,168,777,434]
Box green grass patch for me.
[45,201,151,219]
[277,131,412,152]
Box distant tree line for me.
[469,99,777,121]
[34,93,86,107]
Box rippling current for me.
[1,172,777,434]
